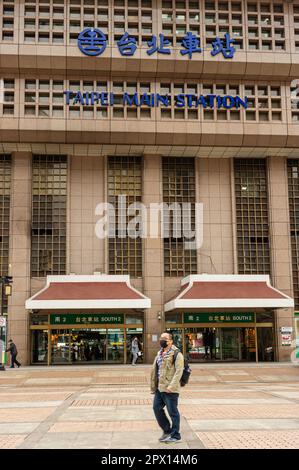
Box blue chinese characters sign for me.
[77,28,236,59]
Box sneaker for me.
[162,436,182,444]
[159,433,171,442]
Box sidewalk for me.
[0,363,299,449]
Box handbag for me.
[137,351,142,357]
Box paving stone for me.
[0,423,40,434]
[197,430,299,449]
[71,399,152,407]
[179,398,292,405]
[189,419,299,431]
[25,378,92,385]
[217,371,250,376]
[0,408,54,423]
[0,393,72,401]
[180,404,299,419]
[33,432,113,449]
[48,420,159,433]
[58,408,155,422]
[0,435,26,449]
[0,401,62,408]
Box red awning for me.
[164,275,294,311]
[26,275,151,310]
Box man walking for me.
[151,331,184,444]
[6,339,21,368]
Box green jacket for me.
[151,345,184,394]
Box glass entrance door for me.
[221,328,240,360]
[107,329,124,363]
[50,328,126,364]
[183,327,257,362]
[51,330,71,364]
[184,328,221,361]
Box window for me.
[162,0,200,46]
[204,0,243,50]
[234,158,270,274]
[246,1,285,51]
[287,160,299,308]
[1,78,15,116]
[108,156,142,277]
[23,0,65,44]
[1,0,14,42]
[0,154,11,313]
[31,155,67,277]
[163,157,197,277]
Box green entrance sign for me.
[184,313,255,323]
[295,312,299,317]
[50,313,124,325]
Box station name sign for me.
[184,313,255,323]
[78,29,236,60]
[64,91,248,110]
[50,314,124,325]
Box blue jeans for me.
[153,390,181,439]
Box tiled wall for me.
[0,77,296,123]
[1,0,298,53]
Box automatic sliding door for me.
[107,329,124,363]
[51,330,71,364]
[221,328,240,361]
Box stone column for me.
[198,158,234,274]
[69,155,105,275]
[142,154,164,363]
[268,156,294,361]
[8,152,32,365]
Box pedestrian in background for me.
[6,339,21,368]
[131,336,140,366]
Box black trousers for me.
[11,354,21,368]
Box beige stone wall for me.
[69,155,105,275]
[197,158,234,275]
[268,156,294,361]
[142,154,164,363]
[8,152,32,365]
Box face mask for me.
[160,339,168,349]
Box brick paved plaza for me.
[0,363,299,449]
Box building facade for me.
[0,0,299,365]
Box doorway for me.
[183,327,257,362]
[50,328,126,364]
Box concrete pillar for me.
[142,154,164,363]
[268,156,294,361]
[197,158,234,274]
[8,152,32,365]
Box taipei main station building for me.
[0,0,299,366]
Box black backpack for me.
[173,350,191,387]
